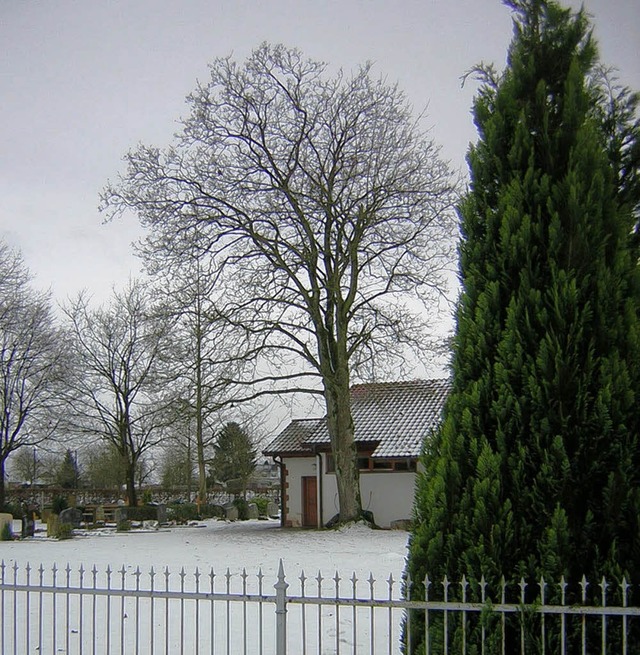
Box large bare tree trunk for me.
[324,374,362,524]
[0,458,6,509]
[125,460,137,507]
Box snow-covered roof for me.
[262,418,325,456]
[263,379,450,459]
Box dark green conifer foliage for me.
[405,1,640,652]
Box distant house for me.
[263,379,450,528]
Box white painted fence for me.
[1,559,638,654]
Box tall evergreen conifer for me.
[405,1,640,651]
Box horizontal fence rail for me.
[403,573,640,655]
[1,559,638,654]
[0,559,407,655]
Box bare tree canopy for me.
[102,44,459,523]
[63,281,172,506]
[0,241,69,507]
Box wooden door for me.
[302,476,318,527]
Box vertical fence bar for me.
[539,577,546,655]
[1,561,5,654]
[12,562,18,653]
[299,571,307,655]
[209,569,216,653]
[369,573,376,655]
[37,564,44,653]
[25,563,31,654]
[242,568,248,655]
[334,571,341,655]
[225,569,231,655]
[164,566,170,655]
[580,576,588,655]
[424,575,431,655]
[480,576,486,655]
[92,565,98,655]
[180,567,186,655]
[79,564,85,655]
[258,569,264,655]
[351,572,358,655]
[405,573,413,653]
[559,577,567,655]
[600,577,608,654]
[106,565,112,655]
[500,577,506,655]
[519,578,526,655]
[621,578,629,655]
[134,566,141,655]
[461,575,468,654]
[442,575,449,655]
[275,560,288,655]
[316,571,324,655]
[51,564,58,654]
[149,567,156,655]
[194,568,200,655]
[120,565,127,655]
[66,563,72,655]
[386,574,393,655]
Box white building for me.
[263,379,450,529]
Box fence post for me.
[275,559,289,655]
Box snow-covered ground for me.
[1,519,410,654]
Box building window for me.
[325,454,416,473]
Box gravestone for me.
[267,502,280,519]
[155,504,167,524]
[247,503,259,520]
[0,512,13,538]
[59,507,84,528]
[224,503,238,521]
[21,503,35,538]
[95,506,106,523]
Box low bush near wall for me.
[120,506,158,522]
[1,522,13,541]
[167,503,200,524]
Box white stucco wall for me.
[358,472,416,527]
[284,454,417,528]
[319,455,417,528]
[283,457,317,527]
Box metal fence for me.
[1,559,638,654]
[403,573,640,655]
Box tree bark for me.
[125,460,137,507]
[324,374,362,524]
[0,458,6,509]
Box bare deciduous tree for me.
[149,255,243,509]
[102,44,459,523]
[63,281,171,506]
[0,241,68,507]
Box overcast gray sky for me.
[1,0,638,304]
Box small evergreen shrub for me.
[122,506,158,522]
[1,522,13,541]
[233,497,249,521]
[199,504,224,519]
[47,515,73,539]
[116,520,132,532]
[167,503,199,524]
[51,495,68,515]
[1,502,21,517]
[253,497,269,519]
[56,523,73,540]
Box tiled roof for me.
[263,379,450,459]
[262,418,324,456]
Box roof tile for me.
[263,379,450,458]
